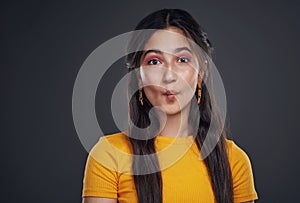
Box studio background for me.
[2,1,299,202]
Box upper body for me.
[81,8,259,203]
[82,132,258,203]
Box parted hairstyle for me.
[125,8,233,203]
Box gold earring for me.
[139,87,144,106]
[197,84,202,104]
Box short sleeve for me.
[82,137,119,199]
[228,140,259,203]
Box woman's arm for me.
[82,197,117,203]
[82,137,119,201]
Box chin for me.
[160,105,182,116]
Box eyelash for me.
[147,58,161,65]
[145,56,191,65]
[177,56,190,63]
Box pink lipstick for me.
[164,90,178,101]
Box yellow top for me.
[82,132,258,203]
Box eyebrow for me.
[142,46,193,59]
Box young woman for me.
[82,9,258,203]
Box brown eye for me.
[148,58,161,65]
[177,56,190,63]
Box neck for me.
[159,104,192,138]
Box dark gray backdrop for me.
[2,0,299,202]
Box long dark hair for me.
[126,8,233,203]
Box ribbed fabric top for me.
[82,132,258,203]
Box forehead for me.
[143,28,191,53]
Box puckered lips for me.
[163,89,179,101]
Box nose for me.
[162,63,177,84]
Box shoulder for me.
[89,132,133,173]
[225,139,259,202]
[225,139,251,165]
[92,132,132,154]
[225,138,253,178]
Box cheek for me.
[179,68,198,88]
[143,86,161,105]
[140,68,163,86]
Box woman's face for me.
[140,27,201,115]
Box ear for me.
[198,69,204,86]
[138,80,143,89]
[136,70,143,88]
[197,56,207,86]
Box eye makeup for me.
[143,54,164,65]
[175,53,193,63]
[141,47,195,65]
